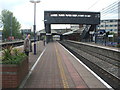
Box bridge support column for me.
[45,24,51,43]
[60,35,63,41]
[94,25,97,43]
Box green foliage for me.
[0,9,22,40]
[2,46,13,61]
[13,48,20,56]
[116,44,120,48]
[1,46,27,64]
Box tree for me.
[0,9,22,40]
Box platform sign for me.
[89,31,94,34]
[46,33,52,35]
[108,35,113,37]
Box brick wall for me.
[1,57,29,88]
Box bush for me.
[1,46,27,64]
[116,44,120,48]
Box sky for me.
[0,0,119,31]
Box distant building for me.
[0,30,2,42]
[21,29,31,39]
[70,24,83,30]
[0,30,2,35]
[70,25,80,30]
[98,19,118,34]
[97,19,120,45]
[21,29,31,35]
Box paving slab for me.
[23,42,109,89]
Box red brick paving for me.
[23,42,88,88]
[28,41,45,69]
[55,42,88,88]
[24,42,63,88]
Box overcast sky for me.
[0,0,119,31]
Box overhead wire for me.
[100,1,118,12]
[87,0,101,10]
[87,0,119,19]
[101,3,118,14]
[100,0,120,19]
[101,5,118,14]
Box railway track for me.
[0,40,34,49]
[59,41,120,89]
[67,41,120,68]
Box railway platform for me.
[19,41,111,89]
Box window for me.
[113,20,117,22]
[101,20,104,23]
[110,25,113,27]
[113,29,117,31]
[51,14,58,17]
[105,25,109,27]
[110,29,113,31]
[110,20,113,22]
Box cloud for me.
[0,0,34,29]
[0,0,26,10]
[12,2,33,28]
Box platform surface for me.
[23,42,108,88]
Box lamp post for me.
[10,13,13,41]
[104,21,107,46]
[30,0,40,55]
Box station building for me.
[98,19,118,34]
[0,30,2,42]
[21,29,32,39]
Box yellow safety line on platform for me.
[55,44,69,88]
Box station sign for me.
[89,31,94,34]
[46,33,52,35]
[108,35,114,37]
